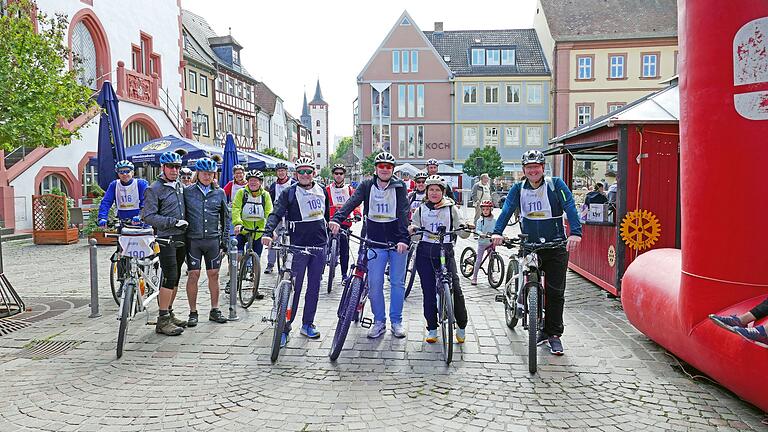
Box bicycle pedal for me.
[494,294,505,303]
[360,317,373,328]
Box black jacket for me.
[183,182,230,240]
[264,182,330,247]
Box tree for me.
[361,151,381,176]
[463,146,505,179]
[0,1,96,152]
[319,166,331,179]
[260,147,287,160]
[329,136,353,166]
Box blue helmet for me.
[159,151,183,165]
[115,160,134,172]
[194,157,218,172]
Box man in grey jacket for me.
[142,151,189,336]
[183,158,231,327]
[471,173,492,222]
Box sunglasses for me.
[296,169,314,175]
[333,172,345,175]
[180,176,192,180]
[117,170,132,175]
[376,163,394,170]
[165,164,182,169]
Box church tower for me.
[309,79,329,169]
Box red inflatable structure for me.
[622,0,768,412]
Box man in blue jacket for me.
[491,150,582,355]
[97,160,149,225]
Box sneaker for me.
[155,315,183,336]
[734,325,768,348]
[536,331,549,346]
[300,324,321,339]
[209,309,228,324]
[280,332,289,348]
[187,311,199,327]
[425,329,438,343]
[709,314,745,332]
[367,321,386,339]
[391,323,406,339]
[456,328,466,343]
[470,279,477,286]
[169,310,188,328]
[548,336,564,355]
[263,265,274,274]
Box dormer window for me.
[232,49,239,64]
[471,48,485,66]
[501,49,515,65]
[471,47,516,67]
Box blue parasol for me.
[96,81,126,190]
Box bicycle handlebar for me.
[346,231,397,250]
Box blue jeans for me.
[287,246,325,331]
[367,248,407,325]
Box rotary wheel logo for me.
[620,209,661,251]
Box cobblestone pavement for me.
[0,219,766,431]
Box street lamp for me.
[192,106,203,141]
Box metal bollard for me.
[227,238,239,321]
[88,238,101,318]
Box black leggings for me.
[750,298,768,321]
[159,235,186,289]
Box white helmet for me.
[374,151,396,166]
[424,175,446,190]
[295,157,314,169]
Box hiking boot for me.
[264,265,274,274]
[456,328,466,343]
[734,325,768,348]
[391,323,407,339]
[300,324,321,339]
[709,314,745,332]
[367,321,386,339]
[548,336,564,355]
[209,308,228,324]
[155,315,183,336]
[187,311,199,327]
[536,331,548,346]
[169,310,188,328]
[425,329,438,343]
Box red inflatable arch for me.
[622,0,768,412]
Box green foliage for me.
[360,152,381,176]
[329,136,353,166]
[82,197,115,236]
[0,0,97,152]
[319,166,331,179]
[463,146,505,179]
[87,184,104,198]
[260,147,287,160]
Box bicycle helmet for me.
[159,151,183,165]
[295,157,314,169]
[179,167,193,176]
[414,171,428,181]
[425,175,446,190]
[275,162,288,170]
[115,160,134,172]
[425,158,439,167]
[332,163,346,173]
[194,157,218,172]
[479,199,494,208]
[232,164,245,173]
[374,151,396,166]
[521,150,545,166]
[246,170,264,180]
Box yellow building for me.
[182,12,218,145]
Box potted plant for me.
[32,188,79,245]
[81,197,117,245]
[82,184,104,205]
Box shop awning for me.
[543,140,617,156]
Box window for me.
[506,84,521,103]
[501,49,515,65]
[216,76,223,91]
[316,120,320,127]
[407,84,415,117]
[504,126,521,146]
[486,49,500,65]
[609,55,626,79]
[416,84,424,117]
[200,75,208,96]
[577,56,593,80]
[227,113,234,133]
[411,50,419,72]
[462,126,478,147]
[317,153,321,158]
[245,84,252,102]
[200,114,210,137]
[217,111,223,133]
[402,50,409,73]
[674,50,679,75]
[485,85,499,103]
[316,130,320,135]
[40,174,67,195]
[372,87,390,117]
[188,71,197,93]
[608,103,625,113]
[463,84,477,104]
[416,125,424,158]
[232,49,239,64]
[82,165,98,196]
[576,104,592,125]
[227,77,234,95]
[123,121,150,147]
[398,85,406,117]
[398,125,406,158]
[236,116,243,135]
[642,53,659,78]
[71,21,97,89]
[392,50,400,73]
[527,84,542,104]
[484,127,499,146]
[407,126,415,158]
[471,48,485,66]
[526,126,542,147]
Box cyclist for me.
[222,164,247,202]
[326,163,361,282]
[329,152,410,339]
[425,159,453,197]
[491,150,582,355]
[265,162,295,274]
[179,167,194,187]
[409,175,470,343]
[142,151,190,336]
[471,200,497,286]
[407,171,428,218]
[262,157,330,346]
[232,169,272,300]
[183,158,231,327]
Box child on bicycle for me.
[232,169,273,300]
[409,175,470,344]
[471,200,497,286]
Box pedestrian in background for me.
[471,173,492,223]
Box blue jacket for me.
[493,177,582,241]
[98,178,149,221]
[264,182,330,247]
[183,182,230,241]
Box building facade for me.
[182,20,216,145]
[309,80,329,169]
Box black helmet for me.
[275,162,288,170]
[521,150,545,166]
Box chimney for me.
[434,22,443,33]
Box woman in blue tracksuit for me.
[262,157,330,347]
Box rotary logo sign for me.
[142,140,171,152]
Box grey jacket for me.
[142,177,186,237]
[183,182,230,240]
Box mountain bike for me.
[329,232,395,361]
[237,227,264,308]
[495,234,567,374]
[403,240,419,299]
[325,217,358,294]
[459,236,505,288]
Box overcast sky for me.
[181,0,538,147]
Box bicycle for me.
[459,234,505,288]
[403,240,419,299]
[108,221,161,305]
[412,226,469,365]
[326,216,360,294]
[329,231,395,361]
[106,226,175,359]
[261,226,324,363]
[236,227,264,308]
[494,234,567,374]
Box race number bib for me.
[520,186,553,220]
[330,185,350,207]
[242,194,265,222]
[410,192,425,212]
[119,234,155,259]
[420,205,451,243]
[367,187,397,222]
[116,181,140,211]
[296,184,325,222]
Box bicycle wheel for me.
[270,280,291,363]
[116,280,135,359]
[459,247,476,279]
[238,253,260,308]
[527,274,540,374]
[327,238,338,294]
[488,253,505,289]
[439,282,454,365]
[404,246,418,299]
[504,260,520,329]
[329,276,362,361]
[109,252,121,305]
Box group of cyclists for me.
[99,148,582,355]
